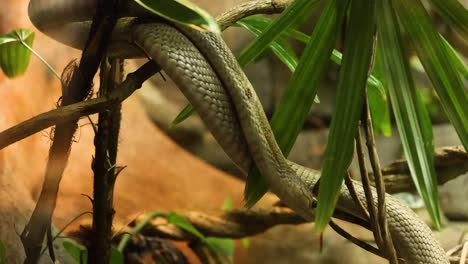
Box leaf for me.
[167,213,233,257]
[236,18,298,72]
[63,240,123,264]
[440,35,468,80]
[368,49,392,136]
[135,0,219,33]
[171,104,194,127]
[205,238,234,260]
[394,0,468,167]
[241,238,250,249]
[376,0,442,229]
[63,240,88,263]
[314,0,376,233]
[0,241,6,264]
[235,16,320,103]
[222,197,233,211]
[117,211,167,252]
[110,248,124,264]
[429,0,468,38]
[167,212,206,240]
[245,0,349,208]
[240,16,389,135]
[237,0,321,68]
[367,81,392,137]
[0,29,34,78]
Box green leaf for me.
[241,238,250,249]
[268,18,385,96]
[235,16,320,104]
[440,35,468,80]
[117,211,167,252]
[167,212,206,240]
[110,248,124,264]
[167,213,232,257]
[63,240,123,264]
[205,238,234,260]
[429,0,468,38]
[0,241,6,264]
[236,18,298,72]
[171,104,194,127]
[237,0,321,68]
[376,0,441,229]
[244,0,349,207]
[240,16,389,135]
[0,29,34,78]
[314,0,376,233]
[135,0,219,33]
[368,49,392,136]
[367,80,392,137]
[63,240,88,263]
[222,197,233,211]
[394,0,468,164]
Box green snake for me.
[28,0,448,263]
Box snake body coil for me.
[28,0,448,263]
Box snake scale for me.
[28,0,448,263]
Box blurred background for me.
[0,0,467,263]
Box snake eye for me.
[310,198,318,209]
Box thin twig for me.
[0,61,159,150]
[39,211,92,257]
[344,171,369,218]
[117,211,167,252]
[88,56,123,262]
[355,127,383,249]
[362,95,398,264]
[189,241,218,264]
[328,220,384,259]
[460,241,468,264]
[46,226,55,262]
[450,256,468,264]
[447,244,464,257]
[216,0,292,30]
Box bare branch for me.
[0,61,159,150]
[217,0,292,30]
[375,146,468,193]
[362,96,398,263]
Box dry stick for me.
[88,58,123,263]
[355,128,384,251]
[216,0,292,30]
[328,220,384,259]
[447,244,464,257]
[451,257,468,264]
[20,1,119,262]
[362,95,398,264]
[460,241,468,264]
[377,146,468,193]
[0,61,159,150]
[189,241,218,264]
[121,208,370,242]
[344,171,369,217]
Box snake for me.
[28,0,448,263]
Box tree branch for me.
[375,146,468,193]
[88,57,123,263]
[21,1,120,260]
[217,0,292,30]
[0,61,159,150]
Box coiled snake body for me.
[28,0,448,263]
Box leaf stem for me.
[18,37,62,81]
